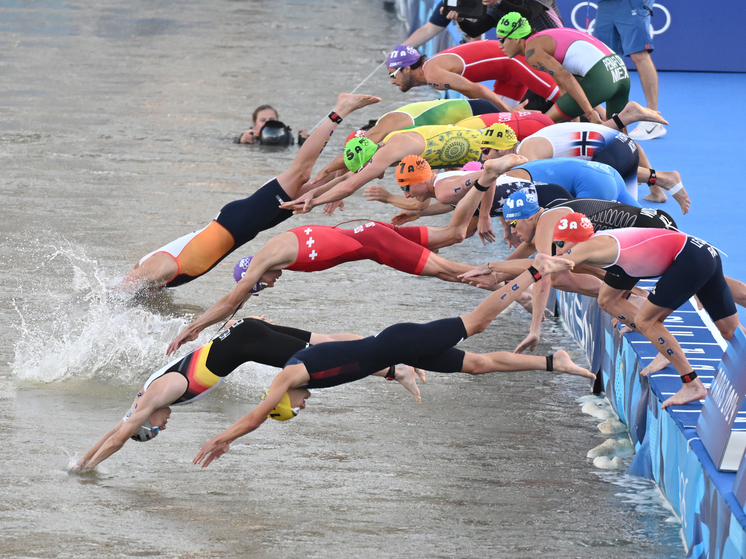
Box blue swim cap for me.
[504,190,540,220]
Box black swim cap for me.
[258,120,294,147]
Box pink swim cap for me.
[460,161,483,172]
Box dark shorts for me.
[215,177,294,247]
[290,318,468,389]
[648,238,736,322]
[591,133,640,194]
[467,99,502,116]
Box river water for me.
[0,0,684,557]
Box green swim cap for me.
[496,12,531,39]
[344,137,378,172]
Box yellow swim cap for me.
[262,390,297,421]
[479,123,518,150]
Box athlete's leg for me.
[462,349,594,380]
[634,300,708,408]
[277,94,381,197]
[629,52,659,112]
[119,252,179,292]
[459,254,574,336]
[425,155,527,250]
[603,101,667,130]
[549,268,603,297]
[371,364,426,404]
[636,143,690,214]
[726,276,746,308]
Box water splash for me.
[10,239,199,385]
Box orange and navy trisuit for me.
[140,178,293,287]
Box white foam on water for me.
[587,437,635,459]
[593,456,626,470]
[581,401,613,420]
[598,417,628,435]
[9,239,206,385]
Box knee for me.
[629,50,651,65]
[549,272,572,291]
[597,293,615,314]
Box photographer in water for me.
[237,104,309,146]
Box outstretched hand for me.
[323,201,344,216]
[514,332,539,354]
[508,99,530,113]
[279,191,315,214]
[477,219,496,245]
[363,184,392,204]
[167,328,198,356]
[391,210,419,226]
[193,439,232,468]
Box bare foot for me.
[534,253,575,275]
[394,364,422,404]
[640,352,671,376]
[553,349,596,380]
[643,184,667,203]
[661,379,708,409]
[656,171,690,215]
[619,101,669,127]
[482,153,529,180]
[610,318,634,334]
[334,93,381,118]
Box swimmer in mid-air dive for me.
[117,93,380,293]
[72,317,421,472]
[192,254,595,468]
[167,155,529,355]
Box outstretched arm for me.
[167,237,296,355]
[74,378,183,472]
[363,184,429,211]
[193,364,310,467]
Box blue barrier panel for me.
[697,329,746,471]
[555,1,746,72]
[557,285,746,558]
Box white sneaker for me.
[628,122,667,140]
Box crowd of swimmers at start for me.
[74,12,744,472]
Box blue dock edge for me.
[558,281,746,558]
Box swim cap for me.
[480,123,518,150]
[262,390,297,421]
[495,12,532,39]
[396,155,432,186]
[345,130,367,144]
[233,256,268,293]
[460,161,483,172]
[122,408,159,442]
[386,44,421,69]
[258,120,294,147]
[504,190,540,220]
[553,212,595,242]
[344,137,379,172]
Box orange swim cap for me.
[396,155,432,186]
[553,212,595,242]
